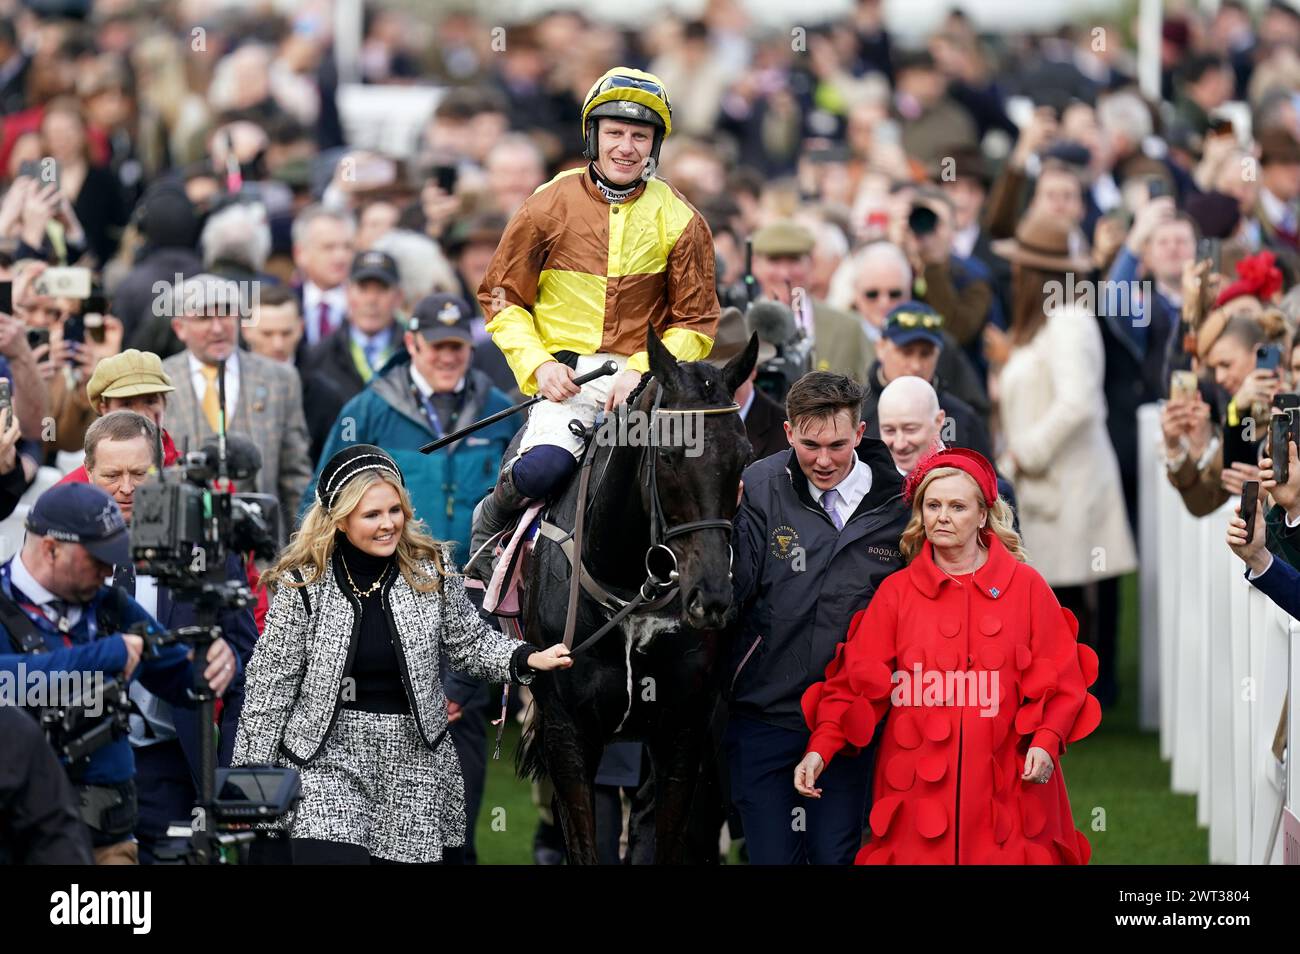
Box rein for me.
[553,388,741,656]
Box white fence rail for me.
[1138,404,1295,864]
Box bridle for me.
[556,385,741,654]
[640,385,740,589]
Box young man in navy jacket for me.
[727,371,909,864]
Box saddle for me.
[468,413,678,651]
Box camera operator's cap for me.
[87,349,175,408]
[316,444,405,512]
[883,301,946,349]
[350,249,400,287]
[705,306,775,368]
[409,293,474,345]
[25,484,130,566]
[751,221,814,258]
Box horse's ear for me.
[646,324,682,391]
[722,332,760,396]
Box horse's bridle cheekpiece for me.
[641,386,741,592]
[317,444,405,512]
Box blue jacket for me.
[307,356,520,565]
[0,558,242,786]
[1247,553,1300,620]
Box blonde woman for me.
[794,449,1100,864]
[233,444,571,864]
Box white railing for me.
[1139,404,1296,864]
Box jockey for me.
[467,66,721,580]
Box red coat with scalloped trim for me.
[803,532,1100,865]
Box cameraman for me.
[0,483,238,864]
[84,410,259,863]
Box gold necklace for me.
[340,549,391,598]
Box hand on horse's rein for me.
[528,643,575,672]
[604,368,645,412]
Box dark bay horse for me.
[518,327,757,864]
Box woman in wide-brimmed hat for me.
[988,212,1136,707]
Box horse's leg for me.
[643,637,724,865]
[537,692,603,865]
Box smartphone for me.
[1272,411,1292,485]
[0,280,10,315]
[32,266,92,299]
[1170,369,1199,402]
[25,327,49,352]
[432,164,458,194]
[873,119,901,147]
[1273,392,1300,412]
[0,379,11,431]
[1197,237,1222,274]
[1257,343,1283,372]
[82,291,109,344]
[18,157,57,189]
[1241,480,1260,545]
[1147,177,1169,200]
[62,313,85,366]
[908,204,939,237]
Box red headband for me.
[903,447,999,507]
[1214,250,1283,309]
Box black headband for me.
[315,445,405,512]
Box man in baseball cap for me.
[59,350,180,485]
[862,301,994,463]
[1,482,238,863]
[300,249,405,458]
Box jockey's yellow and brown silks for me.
[478,166,719,396]
[581,67,673,142]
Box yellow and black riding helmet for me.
[580,67,673,169]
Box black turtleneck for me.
[333,532,409,715]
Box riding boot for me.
[466,461,530,582]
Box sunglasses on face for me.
[861,288,906,301]
[888,311,943,330]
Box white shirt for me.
[301,281,349,346]
[1259,187,1297,233]
[409,365,466,399]
[10,550,83,629]
[811,455,872,527]
[188,350,240,424]
[952,222,980,259]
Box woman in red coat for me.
[793,448,1100,864]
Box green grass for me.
[1065,573,1207,864]
[476,572,1209,864]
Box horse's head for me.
[637,325,758,630]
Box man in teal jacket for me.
[306,293,518,863]
[307,294,519,560]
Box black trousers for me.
[134,739,196,866]
[1055,577,1120,707]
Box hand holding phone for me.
[1240,479,1260,545]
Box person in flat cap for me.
[235,443,571,864]
[0,483,238,864]
[58,349,181,486]
[749,219,873,383]
[300,249,406,462]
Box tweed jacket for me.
[161,348,313,528]
[232,550,531,770]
